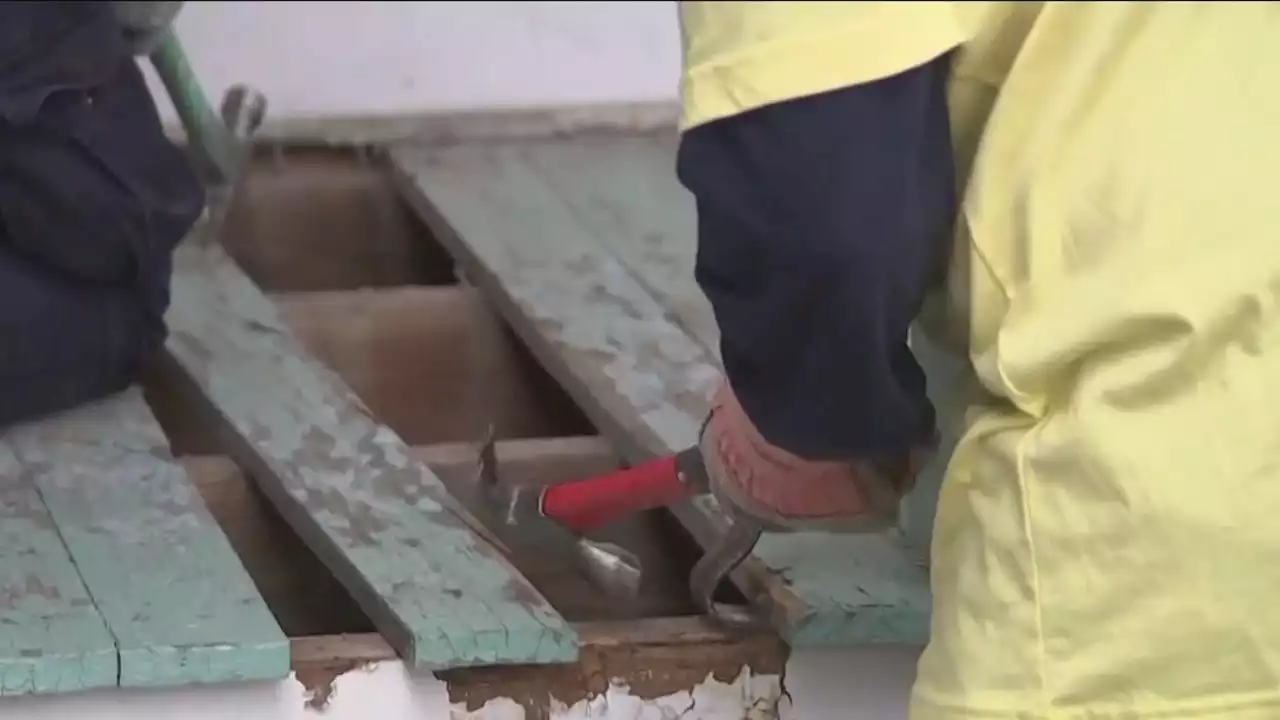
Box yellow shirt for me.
[680,2,1280,718]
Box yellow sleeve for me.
[679,1,971,131]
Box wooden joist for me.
[159,240,578,669]
[0,389,289,694]
[388,136,934,646]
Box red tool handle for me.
[541,454,686,532]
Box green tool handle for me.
[148,29,237,185]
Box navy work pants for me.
[0,3,203,427]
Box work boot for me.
[700,380,931,533]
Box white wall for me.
[144,1,682,123]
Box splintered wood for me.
[388,133,933,646]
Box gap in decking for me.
[146,141,597,456]
[274,287,596,451]
[220,144,457,292]
[179,454,377,637]
[146,286,596,456]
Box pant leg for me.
[0,2,197,427]
[0,2,203,287]
[0,244,163,428]
[675,54,956,461]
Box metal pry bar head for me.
[688,507,767,630]
[682,414,767,631]
[472,426,644,599]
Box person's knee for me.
[0,248,167,427]
[106,258,171,387]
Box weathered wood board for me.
[0,447,117,695]
[3,389,290,689]
[388,139,933,646]
[288,616,785,718]
[515,132,720,361]
[162,240,579,668]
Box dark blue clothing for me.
[676,55,955,461]
[0,2,204,427]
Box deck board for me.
[161,240,579,668]
[4,389,290,689]
[388,139,932,646]
[516,132,720,360]
[0,445,116,695]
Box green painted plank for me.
[518,132,720,361]
[388,140,932,646]
[5,389,290,688]
[162,241,578,669]
[0,445,116,696]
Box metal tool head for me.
[574,538,643,598]
[682,420,766,631]
[674,444,712,494]
[470,426,644,599]
[688,507,767,631]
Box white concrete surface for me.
[0,646,922,720]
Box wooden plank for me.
[161,240,579,668]
[388,141,932,647]
[0,447,116,695]
[4,389,290,688]
[515,131,720,360]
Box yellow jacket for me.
[680,2,1280,718]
